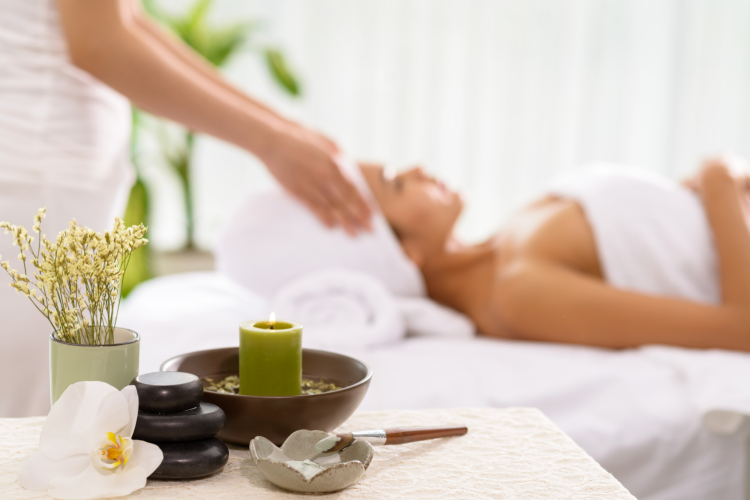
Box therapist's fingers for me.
[296,187,338,229]
[322,167,373,232]
[310,184,361,236]
[302,184,362,236]
[315,133,341,155]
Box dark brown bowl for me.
[160,348,372,446]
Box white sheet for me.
[119,273,750,500]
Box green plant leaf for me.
[265,48,301,96]
[202,23,253,67]
[121,178,152,297]
[154,0,254,68]
[188,0,212,27]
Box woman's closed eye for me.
[380,168,405,194]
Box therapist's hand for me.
[260,122,372,235]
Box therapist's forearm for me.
[131,7,286,124]
[58,0,281,159]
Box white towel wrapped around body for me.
[271,268,474,350]
[548,164,720,303]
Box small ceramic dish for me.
[250,430,374,493]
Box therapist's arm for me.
[56,0,371,234]
[126,0,296,131]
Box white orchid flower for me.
[18,381,163,500]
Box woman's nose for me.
[409,166,427,179]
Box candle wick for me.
[270,324,274,330]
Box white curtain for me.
[147,0,750,248]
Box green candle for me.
[239,317,302,396]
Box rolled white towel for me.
[271,268,404,350]
[271,268,476,350]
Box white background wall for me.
[141,0,750,250]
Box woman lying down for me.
[357,156,750,351]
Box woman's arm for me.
[697,157,750,308]
[491,158,750,350]
[56,0,370,234]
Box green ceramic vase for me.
[49,327,140,405]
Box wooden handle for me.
[384,426,468,445]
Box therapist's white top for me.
[0,0,133,190]
[0,0,134,417]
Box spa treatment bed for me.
[121,271,750,500]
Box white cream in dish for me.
[314,435,341,453]
[286,459,326,480]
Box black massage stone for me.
[149,438,229,480]
[130,372,203,414]
[132,403,226,443]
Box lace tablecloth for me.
[0,407,635,499]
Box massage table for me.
[120,272,750,500]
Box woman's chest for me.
[496,196,603,279]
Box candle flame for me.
[269,312,276,325]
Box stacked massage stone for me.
[130,372,229,479]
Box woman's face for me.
[361,165,463,243]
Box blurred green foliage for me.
[122,110,152,298]
[266,48,300,96]
[143,0,300,96]
[122,177,151,297]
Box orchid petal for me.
[129,440,163,478]
[118,386,139,438]
[48,464,131,500]
[41,382,130,459]
[48,441,162,500]
[18,452,89,491]
[39,436,88,462]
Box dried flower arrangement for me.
[0,208,148,345]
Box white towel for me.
[548,164,720,303]
[271,268,404,349]
[214,158,424,299]
[271,268,475,350]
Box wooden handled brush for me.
[317,425,468,453]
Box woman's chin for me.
[453,192,465,214]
